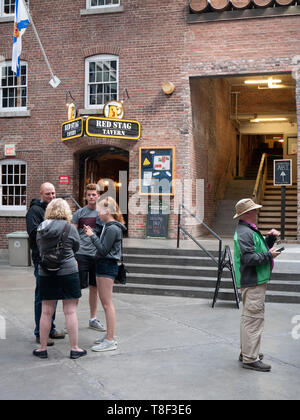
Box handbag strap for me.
[57,222,71,261]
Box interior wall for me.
[190,77,237,231]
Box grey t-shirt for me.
[71,206,99,256]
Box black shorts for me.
[39,272,82,301]
[75,254,97,289]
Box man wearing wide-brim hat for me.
[233,198,281,372]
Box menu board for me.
[146,202,170,238]
[139,147,175,195]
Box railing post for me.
[177,206,181,249]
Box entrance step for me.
[113,247,300,304]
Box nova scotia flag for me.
[12,0,30,76]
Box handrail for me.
[177,204,222,267]
[59,194,81,210]
[252,152,267,204]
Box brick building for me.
[0,0,299,254]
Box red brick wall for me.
[0,0,299,247]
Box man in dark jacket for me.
[26,182,65,344]
[234,198,280,372]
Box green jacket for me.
[234,221,276,289]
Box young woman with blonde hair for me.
[84,197,126,352]
[34,198,87,360]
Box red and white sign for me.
[59,176,70,185]
[4,144,16,156]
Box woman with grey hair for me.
[33,198,87,360]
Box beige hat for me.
[233,198,262,219]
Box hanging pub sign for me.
[139,147,176,196]
[86,117,141,141]
[61,117,84,141]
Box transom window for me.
[0,160,27,209]
[85,55,118,109]
[0,0,29,17]
[88,0,120,8]
[0,62,28,111]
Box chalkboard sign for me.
[146,202,169,238]
[274,159,292,186]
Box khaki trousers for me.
[240,283,267,364]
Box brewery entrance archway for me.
[78,147,129,228]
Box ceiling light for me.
[245,78,282,85]
[250,117,288,123]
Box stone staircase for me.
[258,181,297,239]
[113,247,300,304]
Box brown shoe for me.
[49,330,66,339]
[243,360,271,372]
[36,336,54,346]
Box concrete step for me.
[124,254,217,267]
[114,283,300,304]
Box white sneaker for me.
[94,336,118,345]
[91,339,118,352]
[89,319,106,332]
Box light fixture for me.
[245,78,282,85]
[250,117,288,123]
[162,82,175,95]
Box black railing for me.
[59,194,81,210]
[177,204,239,308]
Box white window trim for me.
[0,158,27,216]
[0,0,29,18]
[86,0,120,9]
[0,60,28,113]
[85,55,119,110]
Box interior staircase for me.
[113,246,300,304]
[258,180,297,239]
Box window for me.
[87,0,120,8]
[85,55,118,109]
[0,0,29,17]
[0,160,27,213]
[0,62,28,111]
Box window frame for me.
[0,159,27,214]
[0,0,29,17]
[0,61,28,113]
[85,54,119,110]
[86,0,120,9]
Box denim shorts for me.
[96,258,118,280]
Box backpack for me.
[40,223,71,272]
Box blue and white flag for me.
[12,0,30,76]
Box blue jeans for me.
[34,264,56,337]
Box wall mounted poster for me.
[139,147,175,195]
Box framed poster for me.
[287,137,297,155]
[139,147,175,195]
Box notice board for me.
[139,147,175,195]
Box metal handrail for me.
[177,204,222,267]
[59,194,81,210]
[252,152,267,204]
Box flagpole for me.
[20,0,61,88]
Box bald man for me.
[26,183,65,344]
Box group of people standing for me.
[26,182,126,360]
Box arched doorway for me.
[78,147,129,228]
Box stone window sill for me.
[79,108,104,116]
[0,16,14,23]
[80,6,124,16]
[0,209,27,217]
[0,110,31,118]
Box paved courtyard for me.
[0,261,299,400]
